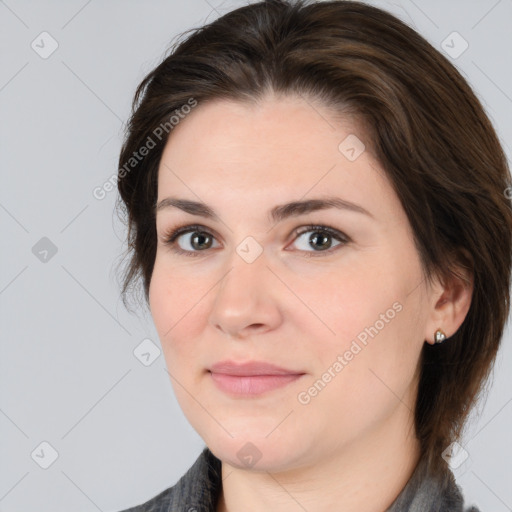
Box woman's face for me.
[149,94,438,471]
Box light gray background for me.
[1,1,511,511]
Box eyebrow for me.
[155,196,373,223]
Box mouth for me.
[208,371,305,396]
[208,360,306,397]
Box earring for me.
[434,328,447,344]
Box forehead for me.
[156,95,398,223]
[161,96,364,177]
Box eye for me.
[161,224,220,257]
[288,225,349,257]
[160,223,350,257]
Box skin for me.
[149,94,473,512]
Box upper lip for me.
[209,360,304,376]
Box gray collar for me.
[122,446,480,512]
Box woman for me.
[115,1,512,511]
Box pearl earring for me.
[434,328,447,344]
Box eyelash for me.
[160,223,351,258]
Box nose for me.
[208,248,283,339]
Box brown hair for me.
[116,0,512,478]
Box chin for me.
[203,429,306,473]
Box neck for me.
[216,405,421,512]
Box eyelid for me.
[161,223,221,245]
[289,225,350,257]
[160,222,351,257]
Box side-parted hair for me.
[116,0,512,478]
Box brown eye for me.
[162,224,220,257]
[179,231,214,251]
[162,223,349,258]
[289,225,349,256]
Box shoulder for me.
[117,485,173,512]
[428,467,483,512]
[116,446,222,512]
[440,469,482,512]
[386,455,483,512]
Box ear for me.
[424,250,474,345]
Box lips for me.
[208,360,306,396]
[209,360,303,376]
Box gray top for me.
[118,446,481,512]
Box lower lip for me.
[209,372,304,396]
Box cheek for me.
[289,257,398,349]
[299,252,425,376]
[299,290,423,441]
[148,263,205,363]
